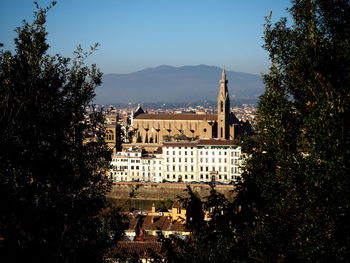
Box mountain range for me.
[94,65,265,105]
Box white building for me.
[108,140,243,183]
[109,148,142,181]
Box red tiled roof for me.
[125,215,139,231]
[109,241,164,259]
[163,141,197,147]
[163,139,239,147]
[142,216,188,232]
[197,139,239,146]
[134,113,217,121]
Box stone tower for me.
[217,69,230,139]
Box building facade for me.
[122,69,248,149]
[108,139,243,184]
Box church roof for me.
[133,104,145,118]
[134,113,217,121]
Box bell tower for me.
[217,69,230,139]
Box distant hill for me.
[94,65,265,104]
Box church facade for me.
[127,69,244,147]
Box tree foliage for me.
[0,3,120,262]
[236,0,350,262]
[170,0,350,262]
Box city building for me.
[106,69,250,152]
[108,139,243,184]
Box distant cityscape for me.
[91,70,256,185]
[95,102,257,128]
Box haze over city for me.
[1,0,290,75]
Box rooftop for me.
[163,139,239,147]
[134,113,217,121]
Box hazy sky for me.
[1,0,291,75]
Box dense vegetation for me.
[173,0,350,262]
[1,0,349,262]
[0,3,122,262]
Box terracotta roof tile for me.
[163,141,197,147]
[163,139,239,147]
[109,241,164,259]
[197,139,239,146]
[134,113,217,121]
[141,216,189,232]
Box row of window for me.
[200,166,228,172]
[164,150,240,157]
[165,157,240,164]
[165,151,194,156]
[166,165,195,172]
[166,174,195,180]
[166,157,195,163]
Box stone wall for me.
[108,182,236,201]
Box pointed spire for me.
[221,68,226,81]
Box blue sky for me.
[1,0,291,75]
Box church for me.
[123,69,248,148]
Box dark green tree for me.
[0,3,120,262]
[236,0,350,262]
[172,186,243,263]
